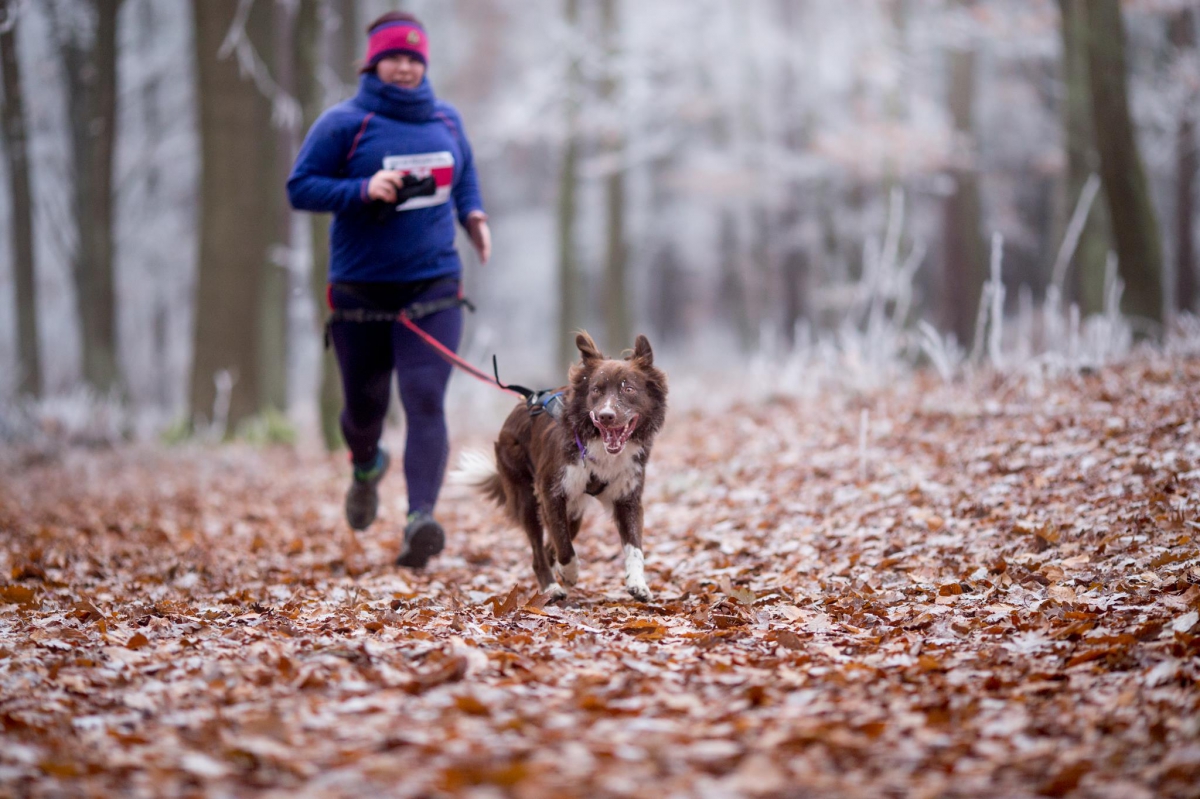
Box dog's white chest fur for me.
[560,442,643,516]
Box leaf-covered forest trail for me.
[2,357,1199,798]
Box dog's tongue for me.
[593,415,638,454]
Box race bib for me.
[381,151,455,211]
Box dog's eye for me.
[590,385,603,395]
[623,384,637,395]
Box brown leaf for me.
[490,585,522,617]
[776,604,804,621]
[38,760,83,778]
[406,655,468,694]
[620,618,666,639]
[523,591,552,611]
[0,585,37,607]
[125,632,150,650]
[11,563,46,581]
[453,694,491,716]
[776,629,806,650]
[1039,761,1091,797]
[1065,647,1114,668]
[719,575,756,607]
[440,759,530,791]
[70,602,105,624]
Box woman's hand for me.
[466,211,491,265]
[367,169,404,203]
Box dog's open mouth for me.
[591,413,639,454]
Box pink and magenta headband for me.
[365,22,429,68]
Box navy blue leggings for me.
[328,279,463,515]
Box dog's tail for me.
[449,449,506,507]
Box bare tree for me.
[1170,7,1197,314]
[941,1,987,348]
[56,0,124,393]
[556,0,583,374]
[260,0,297,414]
[1085,0,1164,329]
[1057,0,1111,315]
[0,0,40,397]
[298,0,355,449]
[190,0,278,431]
[717,210,752,348]
[600,0,630,352]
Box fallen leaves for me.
[1173,610,1199,634]
[0,584,37,607]
[487,584,522,617]
[1,358,1199,796]
[405,654,468,694]
[124,632,150,650]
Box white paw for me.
[623,545,651,602]
[626,578,653,603]
[555,556,580,587]
[543,582,568,602]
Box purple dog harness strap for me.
[574,431,596,463]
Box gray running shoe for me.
[395,511,445,569]
[345,448,389,531]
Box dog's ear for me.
[576,331,604,363]
[629,335,654,368]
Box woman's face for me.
[376,53,425,89]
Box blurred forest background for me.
[0,0,1197,448]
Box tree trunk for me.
[190,0,277,431]
[258,0,296,414]
[556,0,583,373]
[651,245,687,346]
[718,211,752,349]
[296,0,347,450]
[1057,0,1111,315]
[1171,8,1197,314]
[1085,0,1164,329]
[0,0,40,397]
[886,0,909,123]
[941,26,988,348]
[777,2,809,345]
[600,0,630,352]
[781,248,809,346]
[59,0,123,394]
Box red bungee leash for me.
[325,288,536,401]
[394,312,529,399]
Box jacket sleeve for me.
[445,108,485,226]
[287,110,372,213]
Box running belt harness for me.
[323,288,475,350]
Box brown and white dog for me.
[458,333,668,602]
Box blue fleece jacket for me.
[287,73,485,284]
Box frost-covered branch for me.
[217,0,301,131]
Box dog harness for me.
[526,390,565,421]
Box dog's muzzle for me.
[591,412,639,454]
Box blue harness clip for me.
[526,390,565,422]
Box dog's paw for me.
[554,557,580,587]
[542,582,569,603]
[623,545,651,602]
[626,579,653,603]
